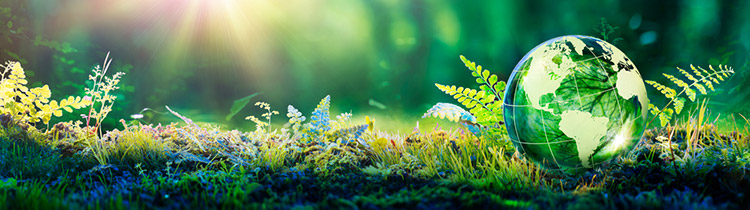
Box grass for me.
[0,101,749,208]
[108,127,169,168]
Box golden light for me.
[56,0,279,76]
[47,0,376,106]
[612,134,626,150]
[602,119,635,154]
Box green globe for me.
[503,35,649,171]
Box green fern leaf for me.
[459,55,505,102]
[703,79,715,92]
[648,104,658,115]
[645,80,677,99]
[690,64,704,78]
[677,67,698,83]
[662,73,689,92]
[488,74,498,87]
[435,83,502,127]
[647,63,734,127]
[429,56,510,130]
[693,83,707,95]
[328,124,368,143]
[658,108,674,127]
[685,88,697,101]
[307,95,332,135]
[712,65,725,80]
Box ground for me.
[0,114,749,209]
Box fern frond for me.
[435,83,502,127]
[648,104,660,116]
[712,66,721,84]
[696,66,715,92]
[460,55,505,103]
[328,124,368,144]
[690,64,705,78]
[662,73,694,100]
[0,61,88,124]
[429,56,508,135]
[422,102,477,124]
[677,67,698,83]
[658,108,673,127]
[308,95,331,135]
[714,65,727,81]
[647,64,734,127]
[645,80,676,99]
[287,105,306,131]
[649,103,672,127]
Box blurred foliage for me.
[594,18,624,45]
[0,0,748,130]
[0,1,76,65]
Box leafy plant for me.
[0,61,88,125]
[286,105,306,132]
[593,17,623,45]
[241,95,369,175]
[427,55,506,137]
[286,95,368,145]
[305,95,333,137]
[83,52,125,135]
[646,64,734,127]
[245,101,279,132]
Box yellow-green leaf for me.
[489,74,498,86]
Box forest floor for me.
[1,109,749,209]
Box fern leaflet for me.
[424,55,511,141]
[328,124,368,144]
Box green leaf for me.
[6,21,11,29]
[225,92,261,121]
[480,84,491,92]
[488,74,497,85]
[496,81,506,91]
[368,99,386,109]
[673,98,685,114]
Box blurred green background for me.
[1,0,749,131]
